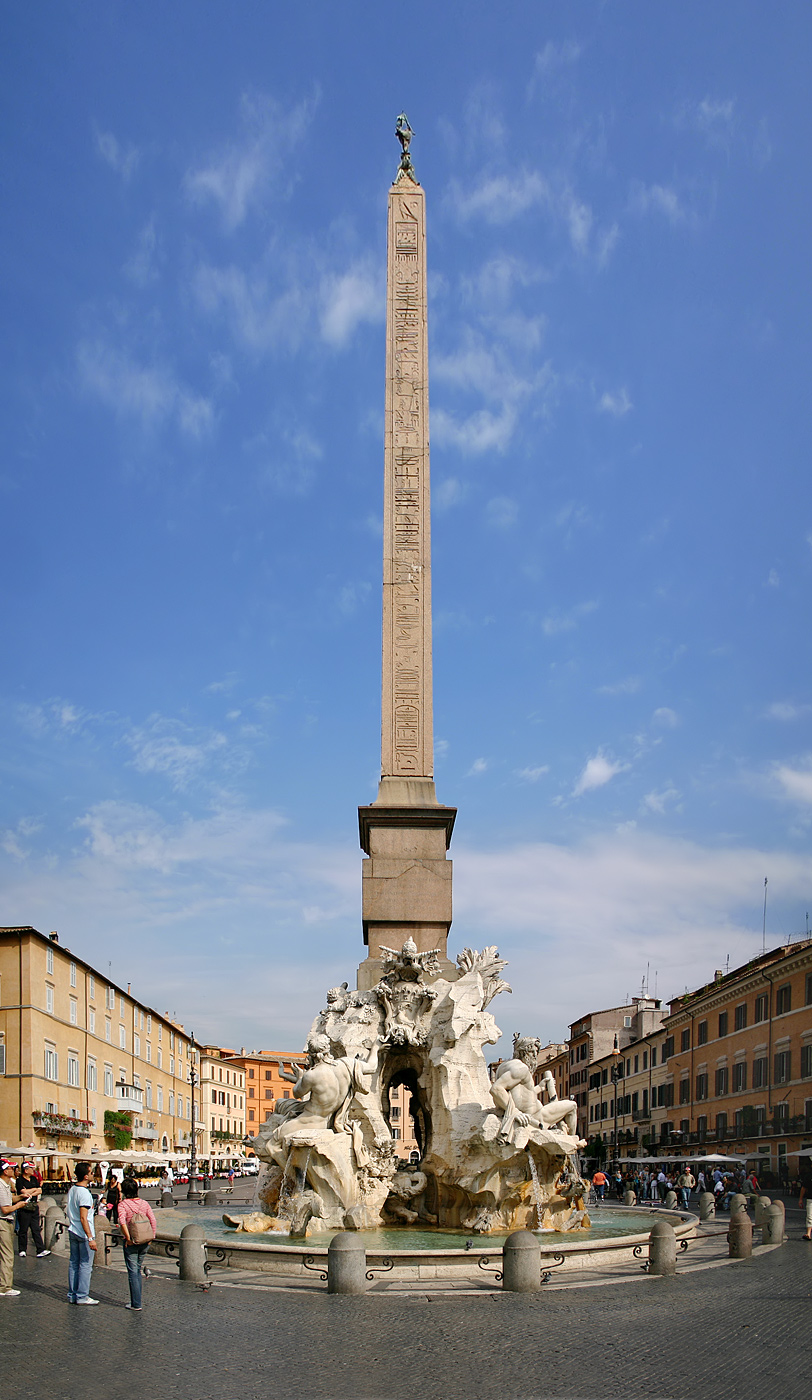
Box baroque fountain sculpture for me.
[227,940,588,1238]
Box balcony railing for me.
[116,1083,143,1109]
[32,1111,92,1138]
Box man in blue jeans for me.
[66,1162,98,1304]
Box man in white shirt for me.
[66,1162,98,1304]
[0,1159,41,1297]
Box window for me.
[46,985,54,1014]
[169,1031,174,1051]
[715,1067,729,1096]
[718,1012,728,1038]
[105,1019,111,1043]
[248,1109,255,1122]
[70,961,77,987]
[663,1037,674,1061]
[754,993,768,1023]
[0,1041,5,1075]
[119,1025,126,1050]
[806,973,812,1006]
[265,1089,274,1100]
[634,1055,639,1073]
[120,997,125,1018]
[106,986,115,1009]
[776,984,791,1016]
[680,1029,690,1052]
[697,1021,708,1046]
[89,1009,96,1035]
[70,997,77,1025]
[716,1112,728,1136]
[89,975,95,1000]
[264,1111,272,1122]
[146,1042,151,1064]
[391,1106,401,1119]
[283,1091,290,1100]
[643,1052,648,1070]
[146,1083,152,1109]
[697,1114,707,1137]
[45,1044,58,1080]
[87,1059,97,1091]
[801,1046,812,1080]
[170,1057,175,1075]
[104,1065,114,1096]
[679,1079,690,1104]
[774,1050,791,1084]
[133,1034,141,1058]
[734,1003,747,1031]
[696,1073,709,1101]
[248,1087,255,1099]
[601,1068,608,1085]
[623,1015,632,1028]
[753,1056,768,1088]
[169,1092,174,1116]
[67,1054,80,1087]
[158,1024,162,1042]
[732,1062,747,1092]
[392,1128,401,1140]
[157,1049,162,1069]
[651,1048,657,1068]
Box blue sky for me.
[2,2,810,1052]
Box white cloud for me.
[643,787,681,815]
[766,569,780,587]
[337,581,371,617]
[676,97,736,150]
[573,751,630,796]
[466,758,488,777]
[95,130,140,180]
[256,424,322,496]
[124,717,233,790]
[184,90,317,230]
[652,707,680,728]
[124,217,160,286]
[77,341,213,438]
[434,478,467,511]
[433,404,517,456]
[320,263,384,346]
[450,170,548,225]
[629,182,690,226]
[598,387,632,417]
[766,701,809,722]
[530,39,581,82]
[516,765,549,783]
[597,677,640,696]
[773,759,812,805]
[541,600,598,637]
[485,496,518,529]
[193,262,312,353]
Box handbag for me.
[127,1211,155,1245]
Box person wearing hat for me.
[16,1162,49,1259]
[0,1158,41,1297]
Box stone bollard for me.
[664,1190,678,1210]
[648,1220,677,1275]
[623,1190,636,1206]
[502,1230,542,1292]
[754,1195,772,1230]
[43,1200,68,1254]
[160,1193,175,1209]
[728,1209,753,1259]
[203,1190,220,1206]
[728,1193,749,1218]
[762,1201,785,1244]
[698,1192,716,1221]
[179,1223,207,1283]
[94,1216,112,1267]
[327,1232,367,1295]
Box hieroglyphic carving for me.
[383,184,433,778]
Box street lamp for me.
[187,1032,202,1204]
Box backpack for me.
[127,1211,155,1245]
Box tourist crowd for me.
[590,1164,763,1210]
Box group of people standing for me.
[590,1163,761,1211]
[0,1158,157,1308]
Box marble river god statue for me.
[227,942,588,1237]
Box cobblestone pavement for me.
[2,1201,810,1400]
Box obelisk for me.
[357,116,457,991]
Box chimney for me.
[714,969,723,983]
[49,932,58,943]
[127,983,131,995]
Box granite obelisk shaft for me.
[357,132,456,991]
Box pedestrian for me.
[105,1169,121,1224]
[0,1158,41,1297]
[66,1162,98,1304]
[117,1177,157,1310]
[676,1168,695,1210]
[697,1169,707,1194]
[592,1169,607,1202]
[799,1178,812,1242]
[15,1162,49,1258]
[159,1169,174,1207]
[228,1166,236,1189]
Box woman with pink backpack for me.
[117,1177,157,1310]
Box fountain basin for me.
[145,1205,697,1282]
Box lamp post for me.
[187,1032,202,1204]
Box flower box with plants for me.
[104,1110,134,1150]
[32,1111,92,1137]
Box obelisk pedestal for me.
[357,120,456,992]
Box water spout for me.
[526,1151,544,1228]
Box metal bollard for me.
[179,1223,207,1282]
[43,1200,68,1254]
[754,1195,772,1230]
[728,1209,753,1259]
[698,1192,716,1221]
[327,1232,367,1294]
[502,1230,542,1292]
[623,1190,636,1206]
[648,1219,677,1275]
[762,1202,785,1245]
